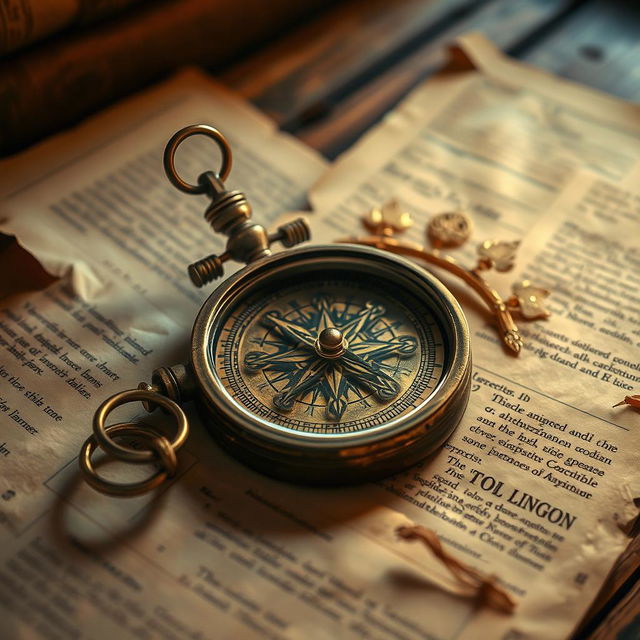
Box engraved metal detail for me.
[427,211,472,247]
[243,294,418,421]
[509,281,551,319]
[477,239,520,272]
[363,199,413,236]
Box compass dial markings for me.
[339,350,401,400]
[274,358,327,411]
[312,294,335,333]
[211,277,446,434]
[340,302,385,344]
[324,364,348,420]
[261,311,316,348]
[244,346,309,370]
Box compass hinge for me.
[163,126,312,288]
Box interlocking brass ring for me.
[79,423,176,497]
[163,124,232,194]
[93,389,188,463]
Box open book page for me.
[307,35,640,639]
[0,69,326,319]
[1,64,577,640]
[0,70,452,640]
[0,57,638,640]
[312,32,640,255]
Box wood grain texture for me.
[292,0,580,157]
[0,0,148,55]
[585,576,640,640]
[224,0,477,126]
[572,531,640,638]
[0,0,336,155]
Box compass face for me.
[192,245,470,482]
[209,272,446,435]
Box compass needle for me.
[350,335,417,359]
[340,350,401,400]
[312,294,336,332]
[261,311,316,348]
[273,360,327,411]
[323,364,348,420]
[244,347,310,371]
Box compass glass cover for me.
[208,269,447,436]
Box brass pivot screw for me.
[188,254,226,288]
[188,217,312,287]
[315,327,347,358]
[163,125,312,289]
[268,218,311,248]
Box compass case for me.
[191,244,471,485]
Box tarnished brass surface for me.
[163,124,311,287]
[190,244,470,484]
[163,124,232,193]
[79,423,176,497]
[80,388,190,496]
[92,388,189,463]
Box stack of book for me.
[0,0,333,155]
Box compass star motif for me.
[244,294,417,421]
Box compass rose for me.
[244,294,417,420]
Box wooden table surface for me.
[220,1,640,639]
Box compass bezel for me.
[191,244,470,482]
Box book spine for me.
[0,0,146,56]
[0,0,331,155]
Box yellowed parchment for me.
[307,35,640,640]
[1,38,639,640]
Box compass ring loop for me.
[163,124,232,194]
[93,389,189,463]
[79,423,176,497]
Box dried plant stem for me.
[396,525,516,614]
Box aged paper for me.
[306,35,640,639]
[0,65,550,640]
[1,45,639,640]
[312,33,640,260]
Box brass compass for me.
[189,243,468,483]
[79,125,472,494]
